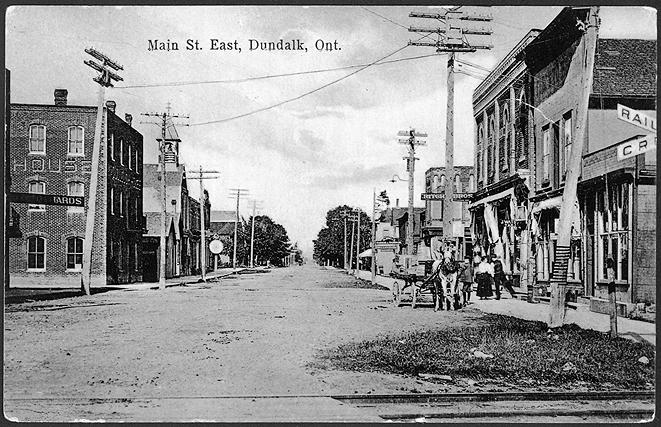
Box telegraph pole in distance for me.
[188,167,220,282]
[248,199,263,268]
[141,106,189,289]
[549,7,600,328]
[228,188,249,271]
[82,47,123,295]
[409,7,492,247]
[397,128,427,255]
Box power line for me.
[456,58,492,73]
[361,6,409,30]
[189,43,412,127]
[113,53,443,89]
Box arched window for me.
[29,124,46,153]
[67,126,84,155]
[67,181,85,213]
[28,181,46,211]
[433,175,439,191]
[119,138,124,165]
[27,236,46,270]
[66,237,84,271]
[455,175,461,192]
[440,174,446,187]
[469,174,475,191]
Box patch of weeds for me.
[314,314,655,390]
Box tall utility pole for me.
[141,107,189,290]
[248,199,262,268]
[82,48,123,295]
[187,167,219,282]
[549,7,600,328]
[371,189,377,284]
[228,188,249,270]
[348,217,355,271]
[343,216,348,270]
[397,128,427,255]
[354,209,361,276]
[409,7,492,247]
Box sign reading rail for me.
[617,104,656,133]
[7,192,84,206]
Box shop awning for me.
[468,187,514,210]
[358,249,373,258]
[530,195,562,215]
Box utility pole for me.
[187,167,219,282]
[409,7,492,248]
[355,209,361,276]
[248,199,262,268]
[343,216,348,270]
[371,189,377,284]
[82,48,123,295]
[141,107,189,290]
[228,188,249,270]
[397,128,427,255]
[549,7,600,328]
[348,215,356,272]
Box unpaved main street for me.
[5,265,485,422]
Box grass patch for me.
[316,314,655,390]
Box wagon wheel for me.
[393,281,401,307]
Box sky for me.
[6,6,656,256]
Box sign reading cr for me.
[617,135,657,161]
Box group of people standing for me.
[426,245,516,312]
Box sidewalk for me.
[353,269,655,346]
[4,268,249,303]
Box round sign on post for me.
[209,239,224,255]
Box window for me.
[439,174,446,187]
[454,175,461,192]
[67,181,85,213]
[110,187,115,215]
[109,134,115,161]
[502,107,510,171]
[128,145,132,170]
[27,236,46,271]
[597,182,631,283]
[66,237,84,271]
[28,181,45,211]
[542,125,550,183]
[119,138,124,165]
[562,111,573,181]
[29,124,46,153]
[482,149,488,182]
[68,126,84,156]
[469,174,475,191]
[134,148,139,173]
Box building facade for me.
[470,30,540,290]
[423,166,475,261]
[8,90,144,287]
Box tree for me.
[223,215,292,267]
[313,205,372,267]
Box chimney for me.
[124,113,133,127]
[396,198,399,207]
[105,100,116,113]
[54,89,68,106]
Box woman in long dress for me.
[475,255,494,299]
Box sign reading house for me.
[8,192,84,207]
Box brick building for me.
[523,8,656,309]
[469,30,540,291]
[424,166,475,261]
[7,89,144,287]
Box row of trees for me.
[312,205,373,268]
[220,215,298,267]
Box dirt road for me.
[5,265,487,422]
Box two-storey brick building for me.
[524,8,656,310]
[470,30,540,290]
[8,89,144,287]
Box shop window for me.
[28,181,46,211]
[27,236,46,271]
[66,237,84,271]
[596,182,632,283]
[29,124,46,154]
[68,126,84,156]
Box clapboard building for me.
[7,89,144,287]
